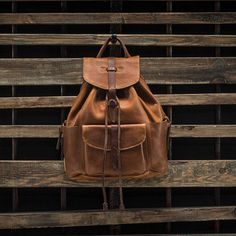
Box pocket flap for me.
[82,124,146,150]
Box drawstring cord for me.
[102,94,125,210]
[117,102,125,210]
[102,94,109,210]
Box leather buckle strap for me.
[107,60,118,126]
[102,58,125,210]
[107,59,119,169]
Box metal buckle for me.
[106,66,117,72]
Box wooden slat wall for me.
[0,0,236,235]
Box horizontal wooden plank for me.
[0,125,59,138]
[0,96,74,109]
[1,160,236,188]
[81,235,236,236]
[0,34,236,46]
[0,206,235,229]
[0,93,236,109]
[171,125,236,138]
[0,13,235,24]
[0,125,235,138]
[0,0,232,2]
[0,57,236,85]
[42,235,236,236]
[156,93,236,106]
[65,235,236,236]
[84,235,236,236]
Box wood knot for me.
[219,167,226,174]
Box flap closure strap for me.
[106,58,119,170]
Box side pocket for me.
[82,124,147,177]
[148,119,171,175]
[63,125,85,178]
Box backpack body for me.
[60,37,171,182]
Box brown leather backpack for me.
[58,36,171,210]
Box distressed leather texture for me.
[60,37,171,182]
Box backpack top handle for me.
[96,34,131,58]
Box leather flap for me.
[83,56,140,90]
[82,123,146,151]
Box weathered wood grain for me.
[0,34,236,46]
[0,93,235,109]
[156,93,236,106]
[0,13,235,24]
[0,206,235,229]
[0,125,235,138]
[0,96,74,109]
[0,125,59,138]
[0,57,236,85]
[171,125,236,138]
[0,0,232,2]
[0,160,236,188]
[0,58,82,85]
[62,235,236,236]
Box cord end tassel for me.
[56,126,62,150]
[103,202,108,211]
[119,203,125,210]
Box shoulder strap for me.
[96,35,131,58]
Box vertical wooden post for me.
[11,1,18,212]
[214,1,221,233]
[60,0,67,211]
[109,0,123,234]
[110,0,123,57]
[166,0,173,233]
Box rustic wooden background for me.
[0,0,236,235]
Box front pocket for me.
[82,123,147,177]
